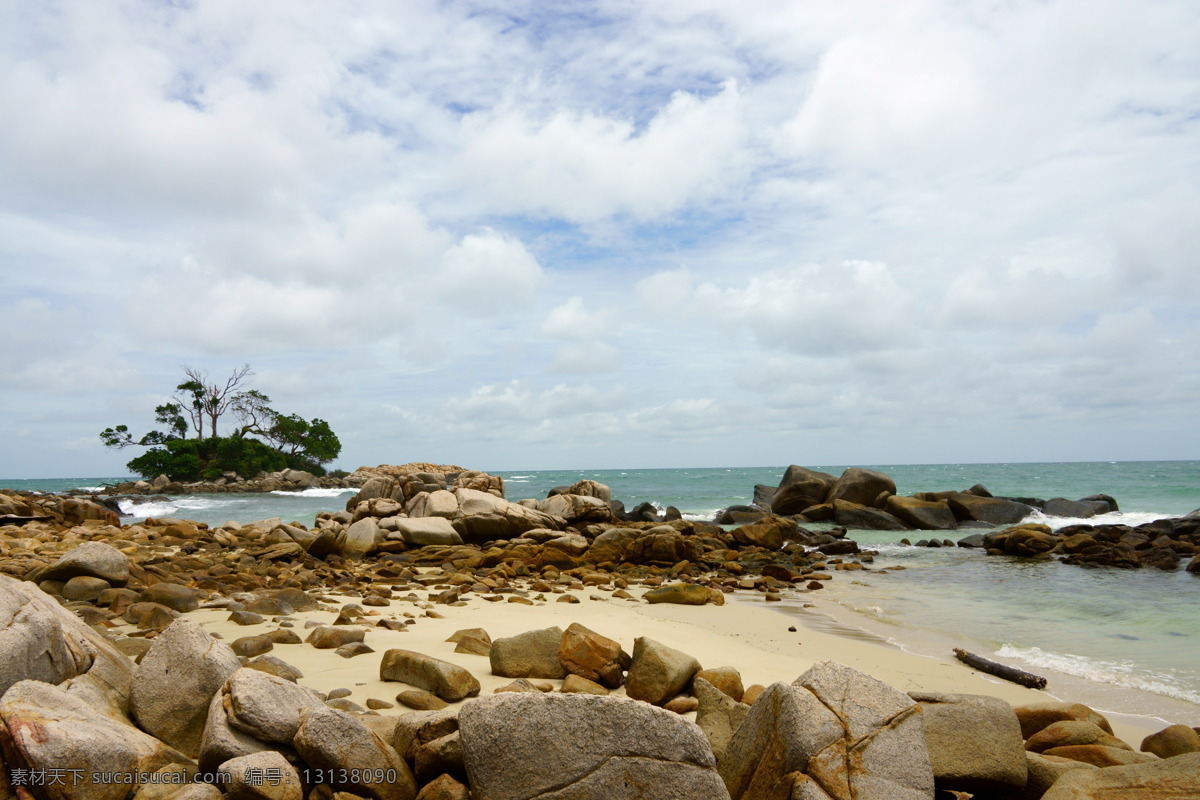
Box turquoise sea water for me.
[4,461,1199,724]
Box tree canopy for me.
[101,366,342,481]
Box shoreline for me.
[155,572,1174,748]
[749,591,1196,737]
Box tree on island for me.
[100,365,341,481]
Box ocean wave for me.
[269,487,357,498]
[682,509,721,522]
[1019,509,1176,531]
[118,496,228,518]
[997,645,1200,705]
[76,486,107,492]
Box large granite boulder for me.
[771,466,837,516]
[222,667,324,745]
[536,493,613,524]
[196,691,273,773]
[346,476,404,510]
[832,500,908,531]
[624,637,701,706]
[406,488,460,519]
[389,517,463,546]
[217,751,304,800]
[489,627,567,679]
[380,649,481,702]
[885,497,958,531]
[293,704,417,800]
[1,574,134,703]
[731,516,794,549]
[1041,752,1200,799]
[459,692,729,800]
[720,661,935,800]
[946,493,1032,525]
[828,468,896,508]
[694,676,750,761]
[0,679,194,800]
[130,618,242,757]
[1043,498,1099,518]
[452,488,565,543]
[558,622,627,688]
[340,517,382,558]
[910,691,1027,793]
[29,541,131,586]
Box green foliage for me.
[102,365,342,481]
[125,439,202,481]
[215,435,287,477]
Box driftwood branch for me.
[953,648,1047,689]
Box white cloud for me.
[435,230,544,315]
[2,0,1199,476]
[453,80,747,221]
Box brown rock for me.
[1014,702,1114,739]
[558,622,626,688]
[1026,720,1131,753]
[380,649,481,702]
[694,667,744,702]
[489,627,567,679]
[1140,723,1200,758]
[1041,745,1157,767]
[560,674,609,695]
[1040,752,1200,799]
[397,690,449,711]
[624,636,701,706]
[293,704,417,800]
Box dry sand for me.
[112,577,1163,747]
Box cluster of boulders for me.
[724,465,1125,533]
[1,488,121,527]
[102,469,361,497]
[3,556,1199,800]
[957,514,1200,572]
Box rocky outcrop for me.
[720,661,935,800]
[1,574,134,702]
[1041,752,1200,799]
[0,680,194,800]
[380,649,481,702]
[771,467,838,516]
[459,692,728,800]
[130,618,242,756]
[911,691,1027,793]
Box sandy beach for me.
[146,573,1164,748]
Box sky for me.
[2,0,1199,478]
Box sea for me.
[4,460,1198,726]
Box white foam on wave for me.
[997,645,1200,705]
[682,509,722,522]
[269,487,357,498]
[118,496,227,518]
[1019,509,1176,531]
[77,486,107,493]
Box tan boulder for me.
[458,692,728,800]
[624,636,701,706]
[489,627,567,680]
[1140,723,1200,758]
[293,704,416,800]
[1041,752,1200,799]
[1014,702,1114,739]
[558,622,627,688]
[131,618,242,757]
[911,691,1026,792]
[885,496,958,531]
[0,680,194,800]
[828,468,897,508]
[380,649,481,702]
